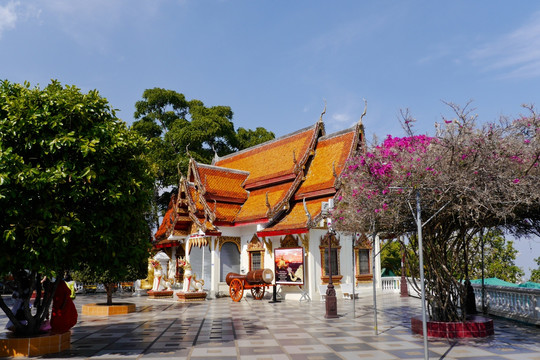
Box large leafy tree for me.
[529,257,540,283]
[333,103,539,322]
[132,88,274,226]
[468,230,524,283]
[0,80,154,336]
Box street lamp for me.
[322,200,338,318]
[325,229,338,318]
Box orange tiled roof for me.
[195,163,248,201]
[154,195,177,241]
[187,184,205,213]
[296,128,357,199]
[213,202,243,224]
[214,124,320,187]
[234,182,292,223]
[259,197,329,234]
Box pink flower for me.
[513,179,520,184]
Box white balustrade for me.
[471,284,540,325]
[381,276,401,292]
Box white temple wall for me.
[182,224,382,301]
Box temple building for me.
[154,116,381,301]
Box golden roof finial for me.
[359,98,367,124]
[319,100,327,123]
[303,197,312,223]
[265,192,271,211]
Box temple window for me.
[319,233,342,284]
[355,234,373,282]
[323,248,339,276]
[247,235,265,271]
[250,252,262,271]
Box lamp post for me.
[400,238,408,297]
[325,229,338,318]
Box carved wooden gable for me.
[247,234,264,251]
[354,233,371,248]
[320,232,340,248]
[280,234,299,248]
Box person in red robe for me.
[50,280,78,334]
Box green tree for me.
[235,127,275,150]
[72,263,147,305]
[132,88,274,225]
[0,80,154,336]
[468,230,524,283]
[380,239,402,276]
[529,257,540,283]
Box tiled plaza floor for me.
[1,291,539,359]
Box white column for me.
[209,237,218,298]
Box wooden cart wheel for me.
[250,286,265,300]
[229,278,244,302]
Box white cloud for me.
[332,113,351,123]
[0,1,19,39]
[470,11,540,79]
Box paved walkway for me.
[1,291,539,359]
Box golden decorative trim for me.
[187,236,208,254]
[280,234,298,248]
[247,234,264,251]
[262,237,272,254]
[320,232,340,248]
[218,236,241,253]
[355,233,371,248]
[300,233,309,254]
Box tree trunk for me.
[105,283,114,305]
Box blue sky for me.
[1,0,538,278]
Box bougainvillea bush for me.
[332,103,540,322]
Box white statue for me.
[178,257,204,292]
[151,260,171,291]
[168,259,177,287]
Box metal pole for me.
[352,233,356,318]
[372,230,378,335]
[416,190,429,360]
[481,228,486,314]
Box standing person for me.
[50,280,78,334]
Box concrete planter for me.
[0,331,70,357]
[82,303,136,316]
[411,315,494,338]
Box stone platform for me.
[176,291,207,302]
[146,290,173,298]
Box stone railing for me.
[381,276,421,297]
[471,284,540,325]
[381,276,401,292]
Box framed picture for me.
[274,247,304,285]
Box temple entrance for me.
[189,245,211,290]
[220,242,240,282]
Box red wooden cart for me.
[226,269,274,302]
